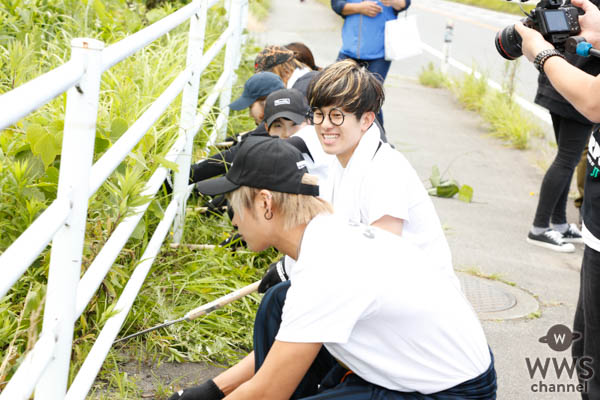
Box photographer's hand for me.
[572,0,600,49]
[515,18,600,122]
[514,22,554,63]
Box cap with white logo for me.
[264,88,309,129]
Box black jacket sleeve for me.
[190,122,270,183]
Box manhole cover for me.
[459,274,517,313]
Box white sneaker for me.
[527,229,575,253]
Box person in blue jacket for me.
[331,0,410,83]
[331,0,410,125]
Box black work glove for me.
[167,379,224,400]
[204,194,228,215]
[219,232,246,250]
[258,258,289,294]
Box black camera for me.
[495,0,581,60]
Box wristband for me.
[275,260,289,281]
[533,49,566,73]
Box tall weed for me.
[455,69,487,111]
[482,91,535,150]
[418,62,450,89]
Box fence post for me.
[217,0,245,140]
[34,38,104,400]
[172,0,209,243]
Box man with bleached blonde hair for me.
[168,136,496,400]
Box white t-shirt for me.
[276,215,491,394]
[320,123,457,285]
[287,67,312,89]
[292,125,335,190]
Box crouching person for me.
[169,137,497,400]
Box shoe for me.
[527,229,575,253]
[561,223,584,244]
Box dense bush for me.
[0,0,272,393]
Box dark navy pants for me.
[254,281,497,399]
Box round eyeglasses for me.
[309,107,346,126]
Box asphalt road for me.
[396,0,540,102]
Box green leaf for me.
[154,155,179,172]
[458,184,474,203]
[131,219,146,240]
[33,133,60,168]
[146,8,166,24]
[429,165,441,188]
[44,166,59,184]
[124,10,142,32]
[22,186,45,201]
[148,200,164,220]
[93,0,111,24]
[95,135,110,154]
[110,117,128,141]
[436,181,459,198]
[25,123,44,149]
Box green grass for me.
[446,0,535,15]
[417,61,543,150]
[418,62,450,89]
[454,70,488,112]
[481,91,537,149]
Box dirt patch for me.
[89,360,224,399]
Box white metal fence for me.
[0,0,248,398]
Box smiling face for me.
[314,106,374,167]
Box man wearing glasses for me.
[308,59,457,285]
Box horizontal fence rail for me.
[101,0,219,72]
[0,198,71,298]
[0,0,248,398]
[0,61,84,131]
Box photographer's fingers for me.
[514,22,554,62]
[571,0,593,13]
[572,0,600,49]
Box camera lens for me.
[495,24,523,60]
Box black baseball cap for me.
[195,136,319,196]
[229,72,284,111]
[264,88,309,129]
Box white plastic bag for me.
[384,14,423,61]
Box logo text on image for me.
[526,324,593,394]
